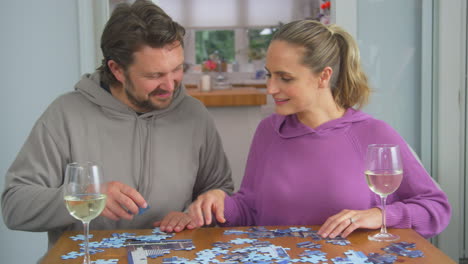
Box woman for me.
[188,20,450,239]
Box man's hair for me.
[97,0,185,86]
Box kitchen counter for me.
[187,87,267,107]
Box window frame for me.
[185,26,275,72]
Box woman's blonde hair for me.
[272,20,370,109]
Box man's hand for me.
[153,212,196,232]
[101,181,147,221]
[317,208,382,238]
[188,189,226,227]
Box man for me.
[1,0,233,249]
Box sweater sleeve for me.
[363,120,451,238]
[192,112,234,200]
[222,119,269,226]
[1,117,75,232]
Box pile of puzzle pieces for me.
[60,226,424,264]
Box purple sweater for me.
[223,108,451,238]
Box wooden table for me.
[187,88,267,107]
[41,226,455,264]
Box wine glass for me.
[365,144,403,242]
[64,162,107,264]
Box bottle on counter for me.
[231,60,239,72]
[199,74,211,92]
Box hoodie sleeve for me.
[192,113,234,200]
[362,120,451,238]
[2,114,75,232]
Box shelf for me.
[187,88,267,107]
[232,83,266,88]
[185,83,267,89]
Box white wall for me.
[335,0,425,155]
[356,0,423,155]
[208,107,264,190]
[436,0,467,261]
[0,0,80,262]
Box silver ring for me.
[349,217,355,224]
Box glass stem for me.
[83,221,91,264]
[380,195,387,234]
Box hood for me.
[75,72,187,119]
[272,108,371,139]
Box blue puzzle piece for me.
[147,248,171,258]
[300,255,328,263]
[137,205,150,215]
[331,256,355,264]
[230,238,258,245]
[224,229,248,235]
[299,250,327,257]
[61,251,85,259]
[331,250,372,264]
[299,230,323,240]
[297,250,328,263]
[111,232,136,239]
[367,252,397,264]
[127,205,150,215]
[344,250,372,264]
[297,241,322,249]
[289,226,312,232]
[213,241,233,249]
[394,242,415,248]
[326,236,351,246]
[70,234,93,241]
[248,226,269,232]
[382,242,424,258]
[81,248,104,255]
[91,259,119,264]
[134,234,173,241]
[275,228,293,234]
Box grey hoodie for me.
[2,72,234,248]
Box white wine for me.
[65,194,107,222]
[365,170,403,197]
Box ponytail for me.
[328,25,370,109]
[272,20,371,109]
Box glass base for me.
[368,232,400,242]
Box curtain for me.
[156,0,318,28]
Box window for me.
[156,0,319,72]
[195,30,235,64]
[193,27,276,66]
[99,0,320,73]
[247,27,277,61]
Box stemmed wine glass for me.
[64,162,107,264]
[365,144,403,242]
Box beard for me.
[124,75,179,112]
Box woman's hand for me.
[188,189,226,227]
[317,208,382,238]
